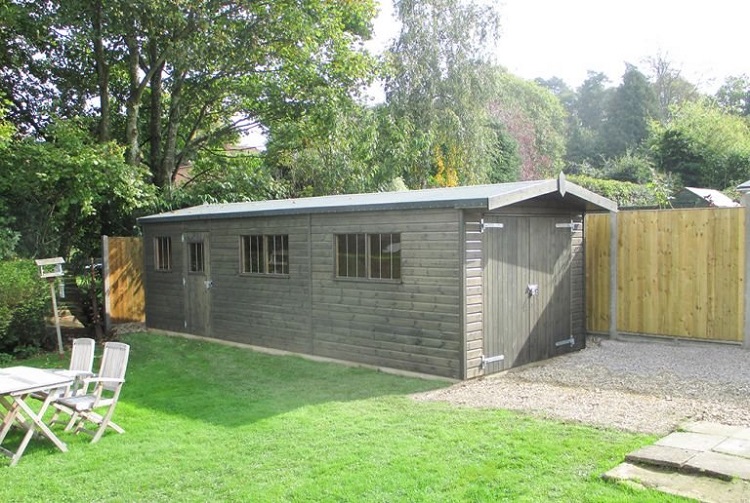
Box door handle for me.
[204,279,213,290]
[526,284,539,297]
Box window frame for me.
[154,236,172,272]
[187,240,205,274]
[239,234,289,276]
[335,233,402,282]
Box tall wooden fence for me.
[586,208,745,342]
[102,235,145,330]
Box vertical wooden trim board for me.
[744,193,750,349]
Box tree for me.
[384,0,500,188]
[565,72,613,165]
[715,75,750,116]
[0,119,154,259]
[488,71,567,180]
[603,64,658,158]
[649,100,750,189]
[2,0,379,188]
[645,52,699,122]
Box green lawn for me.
[1,333,688,502]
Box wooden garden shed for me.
[138,174,616,379]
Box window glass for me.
[188,241,204,273]
[154,237,172,271]
[241,235,288,275]
[336,233,400,280]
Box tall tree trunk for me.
[92,0,110,142]
[124,30,142,166]
[163,70,185,185]
[148,38,165,185]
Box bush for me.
[0,259,50,358]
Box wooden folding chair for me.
[52,342,130,443]
[34,338,96,403]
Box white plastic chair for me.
[52,342,130,443]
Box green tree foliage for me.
[715,75,750,116]
[0,119,154,258]
[488,71,566,180]
[603,64,659,158]
[565,72,613,165]
[0,260,49,358]
[384,0,500,188]
[649,100,750,190]
[567,174,661,207]
[2,0,379,188]
[265,103,387,197]
[645,53,699,122]
[165,150,287,208]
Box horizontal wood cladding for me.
[142,223,184,332]
[142,208,465,379]
[310,209,463,379]
[207,215,312,352]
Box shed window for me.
[336,233,401,280]
[241,235,289,275]
[188,241,204,273]
[154,237,172,271]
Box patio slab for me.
[607,421,750,501]
[625,444,699,469]
[714,437,750,459]
[603,462,750,503]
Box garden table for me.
[0,366,75,466]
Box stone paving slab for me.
[714,437,750,459]
[656,431,727,452]
[603,462,750,503]
[734,428,750,441]
[682,421,746,437]
[625,444,699,469]
[684,451,750,481]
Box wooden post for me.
[609,211,618,340]
[102,235,112,334]
[49,281,64,356]
[743,195,750,349]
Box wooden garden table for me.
[0,366,75,466]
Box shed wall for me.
[143,223,186,333]
[143,208,464,378]
[309,209,463,378]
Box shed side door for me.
[483,216,530,372]
[183,232,211,337]
[528,217,574,361]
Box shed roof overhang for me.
[138,173,617,224]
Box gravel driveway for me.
[412,337,750,435]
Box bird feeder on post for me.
[35,257,66,356]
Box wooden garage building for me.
[138,175,616,379]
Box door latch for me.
[204,279,213,290]
[526,284,539,297]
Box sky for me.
[369,0,750,92]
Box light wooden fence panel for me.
[586,208,745,342]
[103,236,145,327]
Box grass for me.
[1,332,690,502]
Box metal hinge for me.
[480,218,504,233]
[480,354,505,369]
[555,220,583,232]
[555,337,575,347]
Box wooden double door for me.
[483,215,578,374]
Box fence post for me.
[609,210,618,340]
[102,235,112,334]
[743,195,750,349]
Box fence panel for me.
[585,208,745,342]
[103,236,145,328]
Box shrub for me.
[0,259,50,358]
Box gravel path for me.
[412,337,750,434]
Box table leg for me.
[1,390,69,466]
